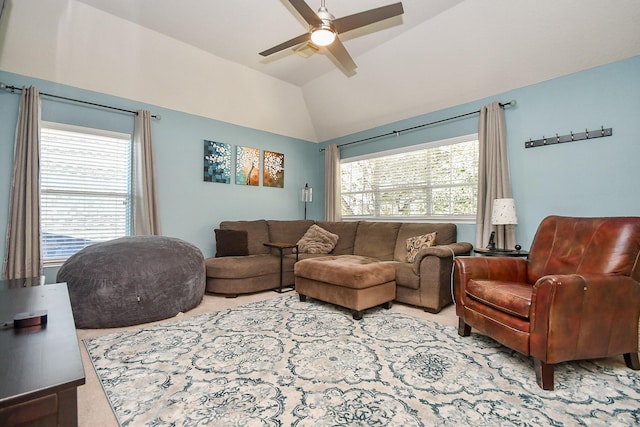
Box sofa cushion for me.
[406,232,437,262]
[353,222,401,261]
[220,220,270,255]
[316,221,358,255]
[215,229,248,257]
[267,220,315,245]
[296,224,339,254]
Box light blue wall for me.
[322,55,640,249]
[2,56,639,281]
[0,71,324,281]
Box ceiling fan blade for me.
[333,2,404,34]
[326,37,357,72]
[259,33,311,57]
[288,0,322,26]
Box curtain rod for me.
[319,100,515,152]
[0,83,161,120]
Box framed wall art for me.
[236,146,260,186]
[263,150,284,188]
[203,140,231,183]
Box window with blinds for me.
[340,134,479,221]
[40,122,132,264]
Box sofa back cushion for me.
[267,220,315,244]
[220,220,270,255]
[316,221,358,255]
[394,223,457,262]
[353,222,401,261]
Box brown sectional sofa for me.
[205,219,473,313]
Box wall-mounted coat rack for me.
[524,126,612,149]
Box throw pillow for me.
[296,224,339,254]
[215,229,248,257]
[406,232,437,263]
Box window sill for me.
[43,259,67,269]
[341,216,476,224]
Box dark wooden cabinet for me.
[0,283,85,426]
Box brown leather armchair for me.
[454,215,640,390]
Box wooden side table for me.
[474,247,529,258]
[264,242,299,293]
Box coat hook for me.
[543,136,547,144]
[601,126,605,136]
[571,131,574,141]
[556,133,560,143]
[585,128,589,139]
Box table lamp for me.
[490,198,518,250]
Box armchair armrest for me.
[530,274,640,364]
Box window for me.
[40,122,132,264]
[340,134,478,221]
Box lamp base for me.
[487,231,496,250]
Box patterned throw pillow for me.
[406,232,437,263]
[296,225,340,254]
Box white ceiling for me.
[76,0,463,86]
[74,0,640,141]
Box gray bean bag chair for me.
[57,236,206,328]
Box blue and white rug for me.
[84,296,640,426]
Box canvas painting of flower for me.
[236,146,260,186]
[263,150,284,188]
[203,140,231,183]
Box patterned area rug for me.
[84,296,640,426]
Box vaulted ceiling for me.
[21,1,640,141]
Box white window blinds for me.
[40,122,132,263]
[340,134,478,221]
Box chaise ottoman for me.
[294,255,396,320]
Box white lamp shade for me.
[491,198,518,225]
[301,185,313,203]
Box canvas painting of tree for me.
[263,150,284,188]
[203,140,231,183]
[236,146,260,186]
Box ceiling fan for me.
[259,0,404,73]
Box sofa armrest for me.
[411,242,473,273]
[529,273,640,363]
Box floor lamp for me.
[301,183,313,219]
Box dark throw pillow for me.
[215,229,248,257]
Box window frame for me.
[40,121,133,267]
[339,133,479,223]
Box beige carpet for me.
[76,291,458,426]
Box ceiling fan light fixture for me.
[310,24,335,46]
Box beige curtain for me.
[133,110,161,235]
[475,101,515,249]
[324,144,342,221]
[3,87,42,280]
